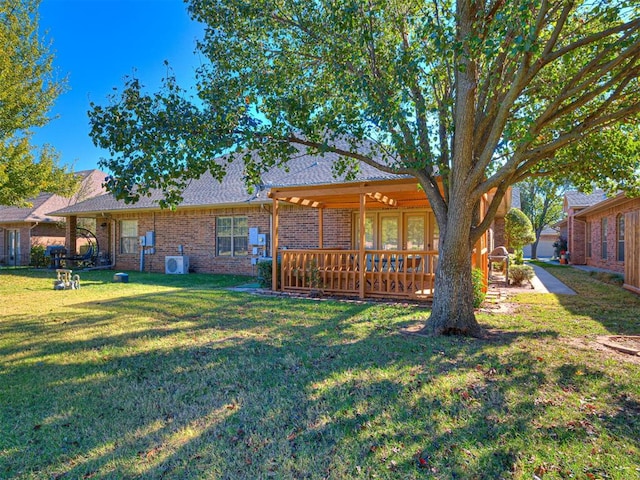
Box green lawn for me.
[1,266,639,479]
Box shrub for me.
[509,264,535,286]
[553,235,568,258]
[30,245,47,269]
[509,250,525,265]
[257,258,280,288]
[472,268,486,308]
[505,208,535,264]
[589,271,624,286]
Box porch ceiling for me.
[268,178,431,209]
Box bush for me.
[257,258,280,288]
[553,235,568,258]
[472,268,486,308]
[509,264,535,286]
[30,245,47,269]
[589,271,624,286]
[509,250,525,265]
[505,208,535,248]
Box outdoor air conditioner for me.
[165,255,189,274]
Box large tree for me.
[89,0,640,337]
[0,0,76,206]
[518,178,565,259]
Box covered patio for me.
[269,178,491,300]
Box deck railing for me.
[279,249,439,299]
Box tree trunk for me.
[418,205,484,338]
[531,238,540,259]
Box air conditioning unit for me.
[165,256,189,274]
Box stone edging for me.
[595,336,640,356]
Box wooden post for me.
[359,193,366,299]
[318,207,324,248]
[272,198,279,291]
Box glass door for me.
[379,215,399,250]
[6,229,20,266]
[404,213,426,250]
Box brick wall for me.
[31,223,66,245]
[493,217,506,248]
[583,198,640,273]
[97,205,354,275]
[278,205,352,249]
[569,217,586,264]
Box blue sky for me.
[33,0,204,172]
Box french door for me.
[6,229,21,266]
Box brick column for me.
[66,216,77,256]
[95,218,111,261]
[569,218,586,264]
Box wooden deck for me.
[280,249,439,299]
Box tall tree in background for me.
[519,178,565,259]
[90,0,640,337]
[0,0,76,206]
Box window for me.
[354,215,375,248]
[586,222,592,258]
[380,215,399,250]
[216,216,248,256]
[617,214,625,262]
[405,214,426,250]
[120,220,138,254]
[601,218,608,259]
[353,211,436,251]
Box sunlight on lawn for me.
[1,268,639,479]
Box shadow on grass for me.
[529,262,640,336]
[1,273,639,479]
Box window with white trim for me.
[617,214,625,262]
[601,218,608,259]
[216,216,248,256]
[120,220,138,254]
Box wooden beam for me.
[318,207,324,248]
[283,197,324,208]
[272,198,279,292]
[359,193,366,299]
[367,192,398,207]
[270,181,421,200]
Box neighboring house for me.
[558,189,640,294]
[50,151,512,300]
[524,226,559,259]
[0,170,106,266]
[556,189,607,262]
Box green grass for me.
[1,267,639,479]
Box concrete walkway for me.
[529,264,576,295]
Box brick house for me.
[50,151,512,300]
[558,190,640,294]
[0,170,106,266]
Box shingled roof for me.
[49,148,406,217]
[0,170,107,224]
[563,189,607,210]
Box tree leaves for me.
[0,0,77,206]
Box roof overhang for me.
[268,178,431,209]
[574,192,631,220]
[47,199,273,218]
